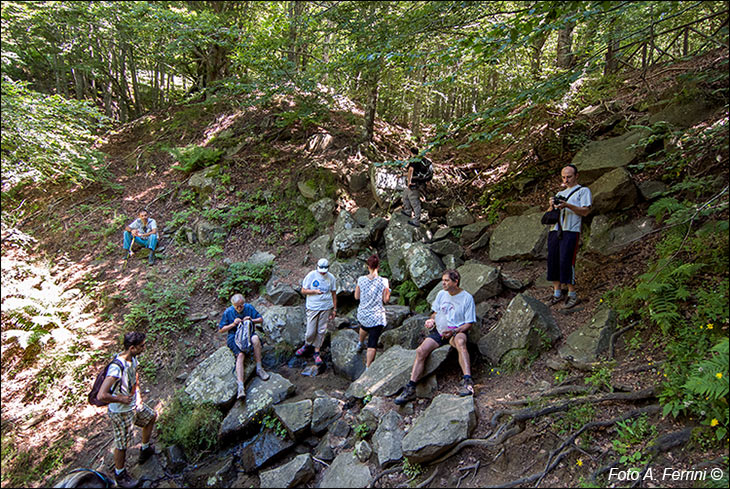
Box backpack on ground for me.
[412,157,434,184]
[88,358,124,407]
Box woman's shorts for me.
[361,325,384,349]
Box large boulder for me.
[331,329,366,381]
[311,395,344,435]
[261,305,306,345]
[265,281,302,306]
[366,216,388,244]
[649,98,721,129]
[402,394,476,463]
[429,239,464,258]
[259,453,315,488]
[297,180,318,200]
[332,228,372,258]
[384,305,411,328]
[590,167,638,215]
[370,164,406,208]
[460,221,490,245]
[188,164,220,199]
[402,242,444,289]
[559,308,617,365]
[446,206,475,227]
[572,128,649,184]
[330,258,368,297]
[489,212,548,261]
[309,198,336,226]
[334,210,359,236]
[239,430,295,473]
[384,214,424,283]
[457,260,503,303]
[372,410,404,468]
[478,294,562,370]
[319,450,372,488]
[184,346,253,408]
[380,314,429,351]
[195,218,226,246]
[273,399,313,440]
[218,373,296,444]
[586,215,656,256]
[309,234,332,260]
[346,345,450,399]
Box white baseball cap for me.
[317,258,329,273]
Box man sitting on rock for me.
[219,294,270,400]
[123,208,158,266]
[394,269,476,405]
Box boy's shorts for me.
[109,404,156,450]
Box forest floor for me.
[2,50,728,488]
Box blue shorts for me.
[547,230,580,285]
[426,330,448,347]
[227,334,259,356]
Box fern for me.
[683,338,729,401]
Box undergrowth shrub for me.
[158,391,222,459]
[123,275,193,342]
[169,144,223,172]
[215,261,273,302]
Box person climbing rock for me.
[123,208,158,266]
[354,254,390,369]
[218,294,270,401]
[297,258,337,366]
[401,147,433,227]
[394,269,476,405]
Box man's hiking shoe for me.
[563,296,580,309]
[356,341,365,353]
[458,378,475,397]
[400,210,411,218]
[237,383,246,400]
[314,353,324,365]
[114,469,139,489]
[548,295,564,306]
[295,344,313,357]
[138,445,155,465]
[148,253,155,266]
[394,384,416,405]
[408,219,420,227]
[256,366,270,381]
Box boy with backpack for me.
[401,147,434,227]
[96,331,157,488]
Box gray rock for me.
[185,312,208,322]
[366,216,388,244]
[572,128,649,184]
[298,180,318,200]
[384,305,411,328]
[441,254,464,270]
[415,374,438,399]
[446,206,474,227]
[489,213,548,261]
[334,210,359,236]
[163,445,187,473]
[273,400,313,440]
[309,234,332,261]
[218,373,296,444]
[184,347,252,408]
[371,164,406,208]
[559,308,617,364]
[329,419,352,438]
[353,208,371,226]
[457,260,503,303]
[311,396,343,435]
[357,396,391,433]
[314,437,335,462]
[638,180,667,201]
[402,242,444,289]
[261,305,306,345]
[239,430,294,472]
[309,198,336,226]
[478,294,562,370]
[319,450,372,488]
[259,453,314,488]
[372,410,404,468]
[384,214,425,283]
[265,283,302,306]
[402,394,476,463]
[355,440,372,462]
[586,215,656,256]
[333,228,372,258]
[591,167,638,215]
[330,258,368,296]
[469,231,491,251]
[249,251,275,265]
[331,329,366,381]
[187,165,220,199]
[460,221,490,245]
[432,227,453,241]
[196,218,226,246]
[429,239,464,258]
[350,171,370,192]
[648,98,720,129]
[346,345,450,399]
[500,272,523,291]
[380,314,430,351]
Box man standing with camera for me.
[546,164,592,309]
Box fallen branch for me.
[416,467,439,488]
[457,461,480,488]
[428,423,524,466]
[503,385,595,405]
[608,321,639,360]
[368,466,401,488]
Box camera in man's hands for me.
[552,195,567,206]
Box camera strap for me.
[559,185,582,233]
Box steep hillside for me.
[1,49,728,488]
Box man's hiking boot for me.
[256,366,270,381]
[295,344,313,357]
[563,296,580,309]
[458,377,475,397]
[408,219,420,227]
[548,295,564,306]
[237,383,246,400]
[148,252,155,266]
[394,384,416,406]
[114,469,139,489]
[138,444,155,465]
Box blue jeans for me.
[123,231,158,251]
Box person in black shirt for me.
[400,147,432,227]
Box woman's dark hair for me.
[443,269,460,285]
[366,254,380,270]
[123,331,146,350]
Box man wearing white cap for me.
[296,258,337,365]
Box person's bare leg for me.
[366,348,376,367]
[114,448,126,470]
[252,336,263,364]
[409,338,439,383]
[450,333,471,376]
[236,353,245,383]
[141,416,156,444]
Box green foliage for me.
[158,391,222,458]
[682,338,729,440]
[555,404,595,435]
[612,414,656,472]
[393,280,423,309]
[585,366,613,392]
[169,144,223,172]
[123,275,192,342]
[261,414,288,439]
[216,261,273,302]
[354,422,370,440]
[402,458,424,479]
[205,244,224,259]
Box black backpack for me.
[412,157,434,183]
[88,358,124,406]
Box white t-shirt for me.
[432,289,476,333]
[356,275,389,328]
[106,355,137,414]
[129,217,157,234]
[552,185,592,233]
[302,270,337,311]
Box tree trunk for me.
[363,65,379,143]
[128,44,143,116]
[605,19,620,75]
[556,20,576,69]
[531,32,548,78]
[411,66,426,142]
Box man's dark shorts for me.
[227,334,259,355]
[426,330,449,347]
